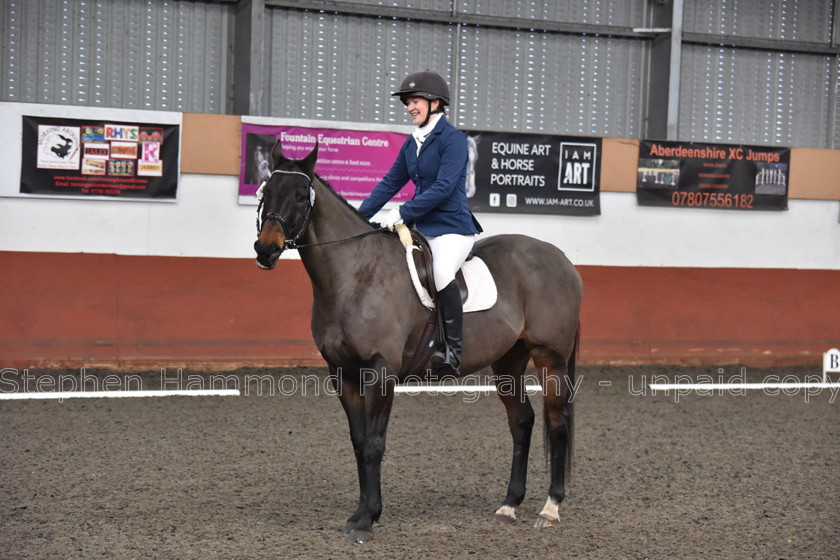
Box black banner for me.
[20,115,179,199]
[637,140,789,211]
[465,131,601,215]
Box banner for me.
[20,115,179,200]
[637,140,789,210]
[465,131,601,216]
[240,123,412,203]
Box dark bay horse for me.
[254,140,582,543]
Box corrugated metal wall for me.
[681,0,839,147]
[680,46,837,147]
[1,0,838,147]
[263,0,648,137]
[456,28,645,135]
[0,0,232,113]
[457,0,646,25]
[684,0,833,41]
[264,9,457,125]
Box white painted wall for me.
[2,103,838,269]
[476,195,840,270]
[2,177,838,269]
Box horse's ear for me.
[302,142,319,173]
[269,139,287,169]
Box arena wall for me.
[1,105,838,368]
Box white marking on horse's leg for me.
[534,497,561,528]
[494,505,517,522]
[538,497,560,520]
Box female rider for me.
[359,70,482,375]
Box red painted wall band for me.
[1,252,837,368]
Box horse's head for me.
[254,140,319,270]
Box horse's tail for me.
[544,323,579,483]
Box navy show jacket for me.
[359,116,482,237]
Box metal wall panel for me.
[0,0,232,113]
[456,26,644,136]
[679,45,837,148]
[833,57,840,148]
[2,0,837,148]
[457,0,647,26]
[680,0,839,148]
[683,0,833,42]
[332,0,454,10]
[264,4,644,137]
[265,7,456,123]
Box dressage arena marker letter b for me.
[824,348,840,383]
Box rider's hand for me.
[379,207,403,231]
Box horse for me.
[254,139,583,544]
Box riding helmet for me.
[392,70,450,106]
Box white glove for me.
[380,207,403,231]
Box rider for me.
[359,69,482,375]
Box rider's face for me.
[405,96,440,126]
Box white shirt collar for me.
[412,113,442,154]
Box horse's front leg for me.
[332,366,368,537]
[333,361,395,543]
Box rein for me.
[256,168,385,250]
[293,228,384,250]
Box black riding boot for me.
[431,279,463,376]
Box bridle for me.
[256,169,316,251]
[256,168,383,251]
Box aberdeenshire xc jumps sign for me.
[637,140,789,211]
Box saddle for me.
[408,229,469,305]
[396,226,497,376]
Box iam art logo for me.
[37,125,81,170]
[558,141,597,192]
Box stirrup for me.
[431,344,460,375]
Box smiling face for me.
[404,96,440,126]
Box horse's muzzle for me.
[254,240,284,270]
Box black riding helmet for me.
[391,70,451,106]
[392,70,450,127]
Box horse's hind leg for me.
[491,341,535,523]
[530,343,576,529]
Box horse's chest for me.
[311,306,371,360]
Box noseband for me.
[256,169,316,251]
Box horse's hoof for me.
[344,529,373,544]
[340,521,355,536]
[494,505,517,523]
[534,515,560,528]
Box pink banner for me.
[240,123,413,201]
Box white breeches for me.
[426,233,476,290]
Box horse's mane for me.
[313,173,377,230]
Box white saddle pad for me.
[405,247,498,313]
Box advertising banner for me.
[240,123,412,203]
[464,131,601,216]
[637,140,789,211]
[20,115,179,200]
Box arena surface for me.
[1,365,837,559]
